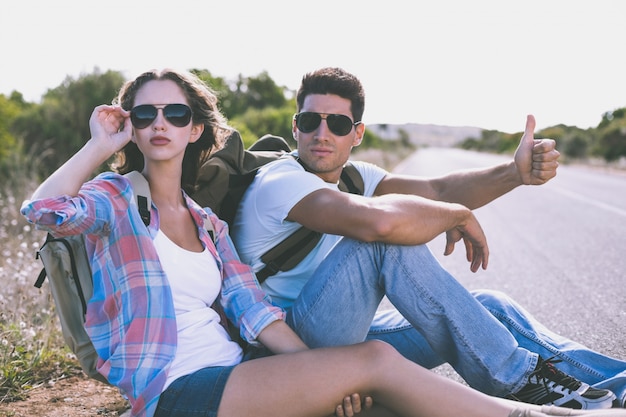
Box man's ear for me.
[353,123,365,146]
[189,124,204,143]
[292,118,298,142]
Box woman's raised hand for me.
[89,105,133,154]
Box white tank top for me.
[153,230,243,390]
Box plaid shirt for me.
[21,172,284,417]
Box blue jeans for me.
[155,366,235,417]
[286,238,626,402]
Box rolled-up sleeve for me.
[20,173,129,237]
[21,196,89,231]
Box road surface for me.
[390,147,626,370]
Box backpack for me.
[33,171,153,384]
[192,131,364,283]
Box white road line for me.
[552,186,626,217]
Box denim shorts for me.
[154,366,236,417]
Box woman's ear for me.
[189,124,204,143]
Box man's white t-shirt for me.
[231,154,387,309]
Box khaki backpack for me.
[34,171,152,384]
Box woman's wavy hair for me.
[111,69,231,194]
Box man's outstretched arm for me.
[374,115,560,210]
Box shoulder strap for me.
[204,217,215,242]
[339,162,364,195]
[124,171,151,226]
[257,228,322,282]
[294,157,364,196]
[125,170,216,242]
[256,161,364,283]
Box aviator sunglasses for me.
[294,112,361,136]
[130,104,193,129]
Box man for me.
[230,67,626,409]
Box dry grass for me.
[0,148,82,405]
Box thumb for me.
[523,114,536,142]
[515,114,537,184]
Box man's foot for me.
[507,356,616,410]
[613,397,626,409]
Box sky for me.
[2,0,625,133]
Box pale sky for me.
[2,0,625,133]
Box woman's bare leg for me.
[217,340,514,417]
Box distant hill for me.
[367,123,483,147]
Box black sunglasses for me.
[294,112,361,136]
[130,104,193,129]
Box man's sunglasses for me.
[294,112,361,136]
[130,104,193,129]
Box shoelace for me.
[529,356,582,394]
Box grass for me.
[0,146,84,404]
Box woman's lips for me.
[150,136,170,146]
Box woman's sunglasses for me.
[130,104,193,129]
[294,112,361,136]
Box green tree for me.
[597,126,626,161]
[220,71,288,119]
[459,129,509,152]
[13,69,125,175]
[232,104,296,147]
[0,94,21,161]
[191,69,232,114]
[598,108,626,130]
[593,107,626,161]
[192,69,289,122]
[7,67,419,181]
[360,128,384,149]
[563,134,590,159]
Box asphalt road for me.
[388,147,626,375]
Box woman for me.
[20,69,625,417]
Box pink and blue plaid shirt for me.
[21,172,285,417]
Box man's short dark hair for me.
[296,67,365,122]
